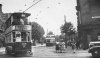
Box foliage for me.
[59,33,65,39]
[29,22,45,41]
[60,22,76,35]
[47,31,54,35]
[55,35,60,41]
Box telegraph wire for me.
[23,0,42,13]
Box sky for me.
[0,0,77,35]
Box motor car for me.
[88,41,100,57]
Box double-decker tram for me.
[45,34,56,46]
[4,12,32,56]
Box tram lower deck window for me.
[12,31,31,42]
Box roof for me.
[11,12,31,17]
[89,41,100,44]
[6,12,31,21]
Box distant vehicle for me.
[45,34,56,46]
[88,41,100,57]
[4,12,32,56]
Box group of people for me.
[55,41,66,53]
[55,40,80,53]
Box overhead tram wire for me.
[23,0,42,13]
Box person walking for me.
[55,42,60,53]
[61,42,66,53]
[71,41,76,53]
[76,40,80,50]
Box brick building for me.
[76,0,100,49]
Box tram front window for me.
[16,34,21,42]
[13,31,30,42]
[21,32,31,42]
[21,32,27,42]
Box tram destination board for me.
[15,25,31,31]
[5,25,32,34]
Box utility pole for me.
[64,15,67,24]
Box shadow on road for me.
[0,51,33,58]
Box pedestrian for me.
[55,42,60,53]
[65,42,68,48]
[76,40,80,50]
[59,42,62,53]
[61,42,66,53]
[71,41,76,53]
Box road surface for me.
[0,45,93,58]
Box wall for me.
[77,0,100,49]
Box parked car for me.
[88,41,100,57]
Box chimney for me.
[0,4,2,13]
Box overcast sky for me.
[0,0,77,35]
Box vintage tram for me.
[4,12,32,56]
[45,34,56,46]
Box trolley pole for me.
[23,0,42,13]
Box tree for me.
[29,22,45,45]
[60,22,76,36]
[47,31,54,35]
[59,33,65,39]
[60,22,76,44]
[55,35,60,42]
